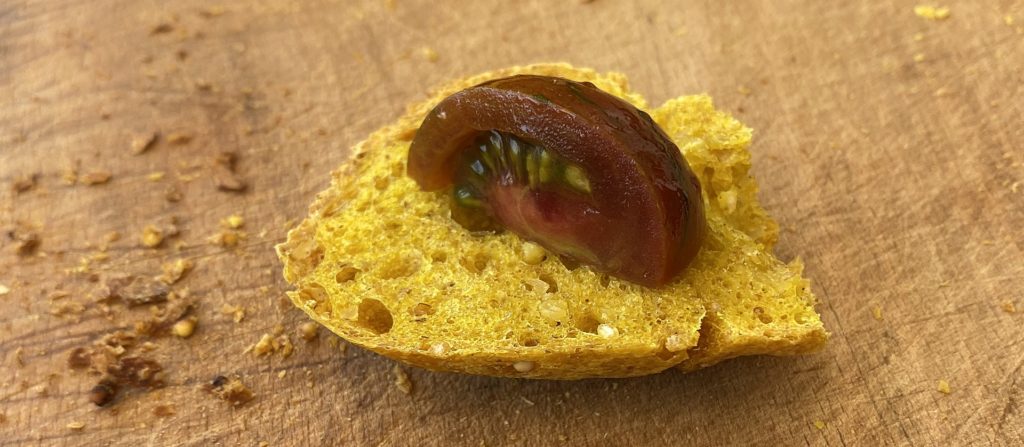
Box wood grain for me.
[1,0,1022,445]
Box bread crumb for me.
[914,5,950,20]
[172,317,197,338]
[0,283,10,296]
[420,47,439,62]
[81,171,112,185]
[277,370,287,379]
[12,173,38,193]
[222,214,245,229]
[913,53,926,63]
[522,241,546,265]
[158,259,194,284]
[166,132,192,145]
[220,304,246,323]
[393,365,413,394]
[1010,182,1020,193]
[299,322,318,341]
[67,421,85,430]
[913,32,925,41]
[736,85,752,96]
[871,305,883,321]
[147,172,166,182]
[813,420,826,430]
[141,225,164,248]
[207,375,254,406]
[1001,300,1016,314]
[131,132,159,154]
[251,334,275,356]
[1004,15,1014,26]
[937,379,951,394]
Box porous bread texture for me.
[277,63,828,379]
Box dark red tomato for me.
[408,75,705,287]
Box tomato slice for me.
[408,75,705,287]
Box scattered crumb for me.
[213,151,247,192]
[12,173,38,193]
[131,132,159,155]
[250,333,291,357]
[199,6,226,18]
[1011,182,1021,193]
[150,23,174,35]
[222,214,245,229]
[277,370,287,379]
[937,380,951,394]
[208,229,245,248]
[420,47,439,62]
[737,85,752,96]
[207,375,254,406]
[299,322,318,341]
[166,132,193,145]
[871,306,883,321]
[0,283,9,296]
[81,171,112,185]
[147,172,166,182]
[141,225,164,248]
[1005,15,1015,26]
[913,32,925,41]
[158,259,194,284]
[913,53,926,63]
[393,365,413,395]
[172,317,197,338]
[67,421,85,430]
[914,5,950,21]
[153,404,175,417]
[62,167,78,185]
[814,420,826,430]
[1001,300,1016,314]
[220,304,246,323]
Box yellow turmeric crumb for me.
[141,225,164,248]
[913,53,926,63]
[393,365,413,394]
[1005,15,1015,26]
[222,214,245,229]
[914,5,950,21]
[0,284,9,296]
[147,171,166,182]
[220,304,246,322]
[172,317,197,338]
[1001,300,1017,314]
[937,379,951,394]
[813,420,826,430]
[299,322,318,341]
[420,47,439,62]
[871,306,883,321]
[67,421,85,430]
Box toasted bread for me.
[276,63,827,379]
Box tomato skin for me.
[408,75,705,287]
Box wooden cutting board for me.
[2,0,1022,445]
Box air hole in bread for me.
[357,298,393,334]
[460,251,490,274]
[538,273,558,293]
[335,265,360,284]
[410,302,433,321]
[298,283,332,317]
[557,255,580,271]
[430,250,448,262]
[599,274,611,288]
[753,306,773,324]
[575,311,600,334]
[374,176,389,190]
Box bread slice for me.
[276,63,827,379]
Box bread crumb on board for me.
[172,317,197,338]
[220,304,246,323]
[937,379,951,394]
[914,5,950,21]
[299,322,318,341]
[207,375,254,406]
[81,171,112,185]
[1001,300,1017,314]
[393,364,413,395]
[141,225,165,248]
[131,131,159,155]
[248,333,293,358]
[158,258,194,284]
[871,305,883,321]
[66,421,86,430]
[0,283,10,296]
[813,420,826,430]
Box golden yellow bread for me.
[276,63,828,379]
